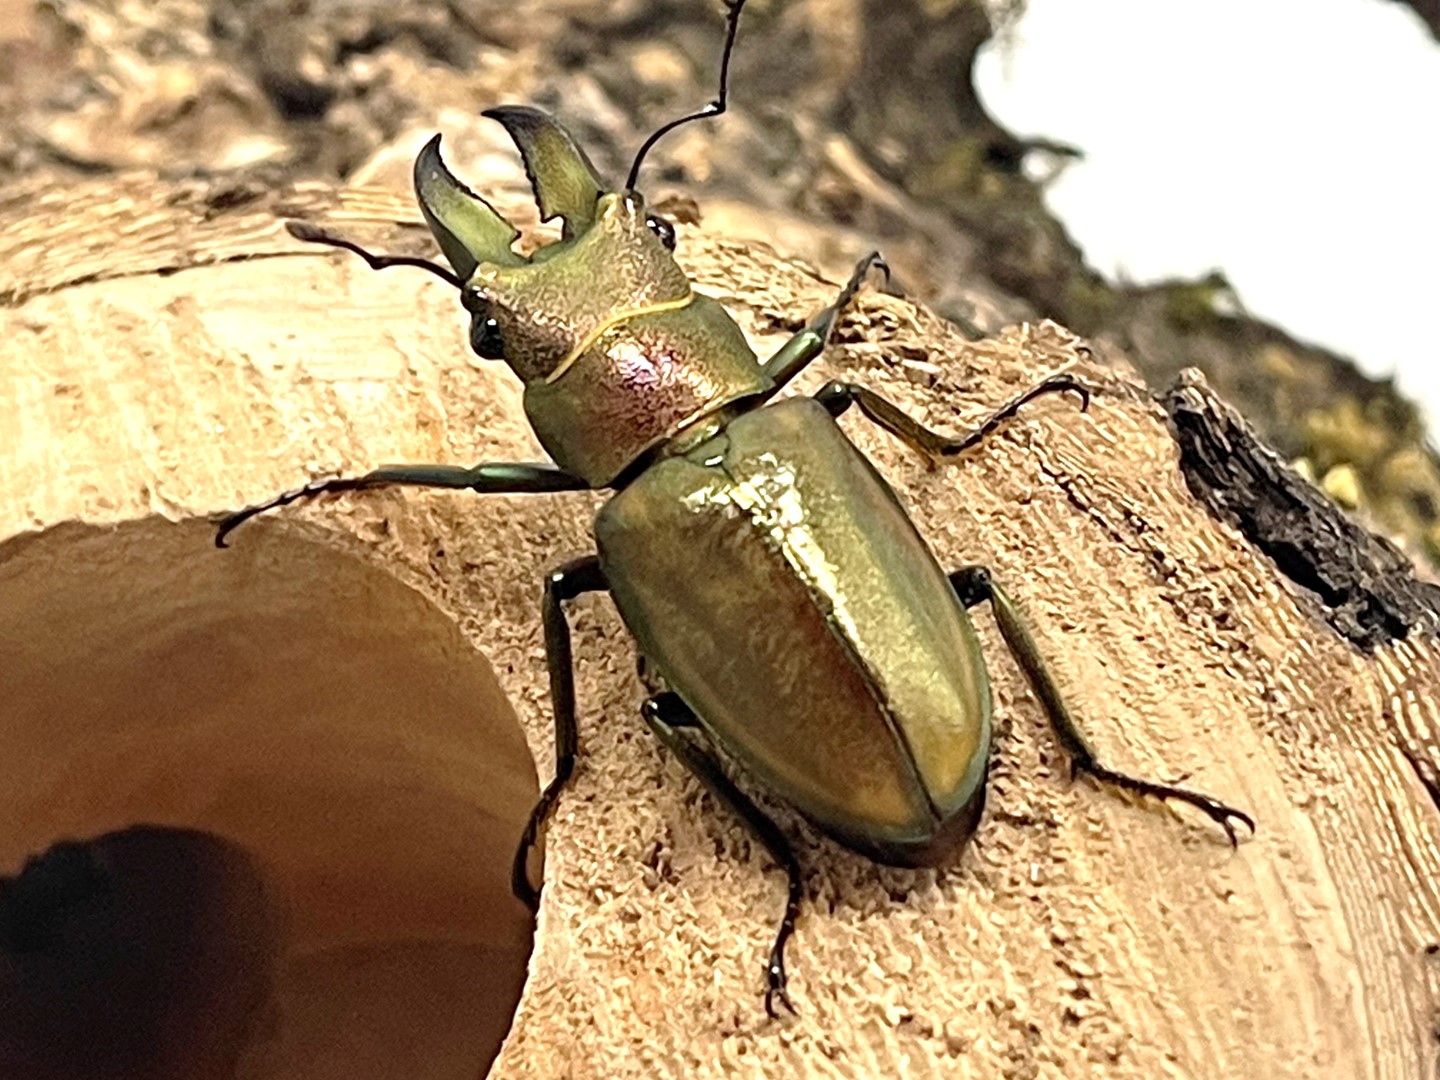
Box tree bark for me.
[1,168,1438,1080]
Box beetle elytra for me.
[216,0,1253,1016]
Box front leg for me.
[757,252,889,395]
[214,461,588,547]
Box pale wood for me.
[1,165,1438,1080]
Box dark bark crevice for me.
[1162,369,1440,650]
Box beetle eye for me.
[646,213,676,251]
[471,315,505,360]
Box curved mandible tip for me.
[483,106,606,239]
[413,134,524,277]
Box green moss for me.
[1161,271,1234,332]
[1060,274,1119,336]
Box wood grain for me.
[1,170,1438,1079]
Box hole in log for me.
[0,825,277,1078]
[0,518,538,1079]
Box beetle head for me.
[402,1,757,487]
[415,108,692,384]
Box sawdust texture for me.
[2,171,1439,1080]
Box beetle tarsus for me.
[836,251,890,308]
[813,251,889,346]
[765,854,803,1018]
[756,250,891,394]
[764,955,796,1019]
[763,882,801,1018]
[213,476,373,548]
[510,824,546,909]
[1073,761,1256,847]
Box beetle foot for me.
[1013,371,1091,418]
[764,952,797,1019]
[510,806,552,912]
[1079,763,1255,846]
[213,474,375,548]
[511,861,541,913]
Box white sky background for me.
[974,0,1440,428]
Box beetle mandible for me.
[216,0,1254,1017]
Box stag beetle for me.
[216,0,1253,1016]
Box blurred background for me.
[979,0,1440,431]
[0,0,1435,568]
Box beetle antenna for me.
[624,0,749,193]
[285,221,465,289]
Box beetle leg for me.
[642,691,803,1019]
[948,566,1256,845]
[512,555,609,910]
[758,252,889,393]
[214,462,588,547]
[815,374,1089,464]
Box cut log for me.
[1,169,1438,1079]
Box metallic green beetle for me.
[217,0,1252,1017]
